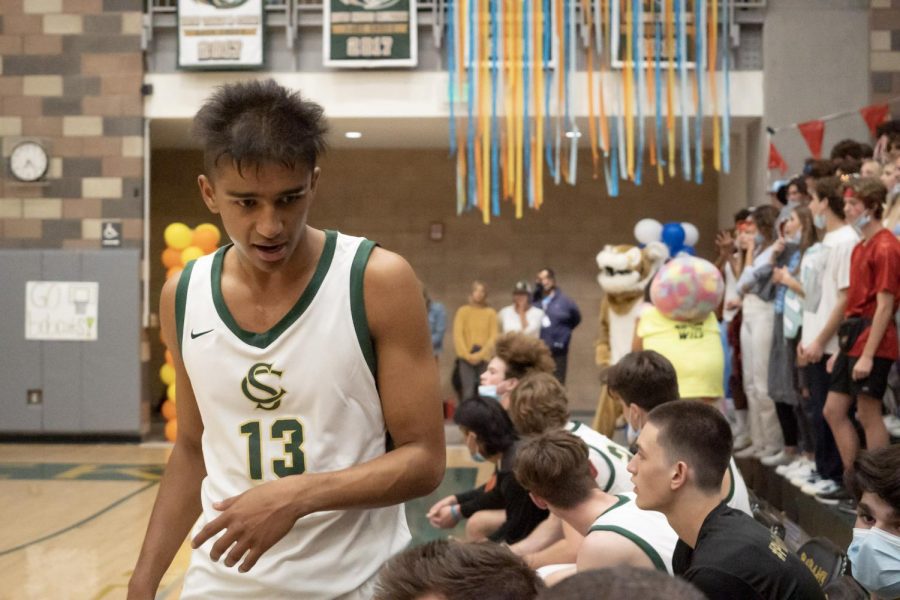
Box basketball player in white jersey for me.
[506,372,634,569]
[128,80,445,599]
[606,350,752,516]
[514,431,678,586]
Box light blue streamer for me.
[633,0,645,185]
[566,0,578,184]
[654,0,664,171]
[543,0,556,179]
[676,0,691,180]
[694,0,704,184]
[466,0,478,209]
[448,0,457,157]
[608,102,620,196]
[491,0,501,215]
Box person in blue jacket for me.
[533,268,581,383]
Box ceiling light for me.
[345,131,363,139]
[565,131,581,139]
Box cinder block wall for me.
[0,0,144,249]
[871,0,900,102]
[150,147,719,413]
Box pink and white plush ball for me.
[650,256,724,322]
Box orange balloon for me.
[193,224,221,254]
[164,350,173,365]
[161,248,182,269]
[165,419,177,442]
[161,400,177,421]
[166,267,183,281]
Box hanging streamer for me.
[448,0,457,156]
[708,0,720,172]
[676,0,691,180]
[722,0,731,173]
[523,0,533,213]
[654,0,665,184]
[566,0,579,184]
[633,0,645,185]
[693,0,705,184]
[466,0,477,210]
[490,0,501,216]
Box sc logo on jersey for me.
[241,362,287,410]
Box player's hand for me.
[191,478,302,573]
[125,581,155,600]
[428,505,460,529]
[803,340,824,364]
[852,355,873,381]
[826,353,838,374]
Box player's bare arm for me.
[128,277,208,599]
[191,245,445,572]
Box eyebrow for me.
[225,186,309,198]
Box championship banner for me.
[178,0,264,70]
[324,0,417,68]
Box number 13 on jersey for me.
[240,418,306,480]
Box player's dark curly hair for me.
[494,333,556,380]
[193,79,328,175]
[454,397,517,457]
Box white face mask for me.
[848,527,900,597]
[785,231,801,245]
[477,384,499,401]
[813,213,827,229]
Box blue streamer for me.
[466,0,477,210]
[675,0,691,180]
[544,0,556,180]
[524,0,533,208]
[608,102,620,196]
[566,0,578,184]
[633,0,644,185]
[448,0,457,156]
[654,0,664,172]
[722,0,730,173]
[490,0,501,215]
[694,0,704,184]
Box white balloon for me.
[634,219,663,245]
[681,222,699,247]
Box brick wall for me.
[871,0,900,102]
[0,0,144,249]
[150,147,720,413]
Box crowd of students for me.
[370,129,900,599]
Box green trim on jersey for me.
[586,443,617,492]
[570,421,582,433]
[209,230,337,349]
[175,259,198,352]
[597,494,630,517]
[725,462,736,504]
[350,239,378,377]
[587,524,668,572]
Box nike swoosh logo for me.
[190,328,214,339]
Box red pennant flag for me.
[797,120,825,159]
[768,142,788,174]
[860,104,890,137]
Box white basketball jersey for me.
[176,230,410,599]
[726,457,752,516]
[588,492,678,574]
[566,421,634,494]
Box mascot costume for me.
[592,241,668,437]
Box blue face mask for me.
[754,233,764,246]
[853,213,871,231]
[848,527,900,597]
[470,451,486,463]
[813,213,827,229]
[477,384,499,401]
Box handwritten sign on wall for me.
[25,281,99,341]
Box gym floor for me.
[0,439,490,599]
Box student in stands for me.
[374,539,544,600]
[514,430,678,585]
[606,350,751,515]
[845,445,900,598]
[628,401,824,600]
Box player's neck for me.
[666,492,723,549]
[233,226,322,293]
[562,490,619,535]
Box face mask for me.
[477,385,499,401]
[754,233,764,246]
[813,213,827,229]
[785,231,801,245]
[848,527,900,597]
[470,451,486,463]
[853,213,871,231]
[626,423,640,446]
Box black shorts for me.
[828,353,894,400]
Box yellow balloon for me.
[167,382,176,402]
[160,363,175,386]
[164,223,193,250]
[181,245,205,265]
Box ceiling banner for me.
[324,0,417,68]
[177,0,264,70]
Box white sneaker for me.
[733,433,752,451]
[885,415,900,437]
[754,447,782,459]
[790,469,818,488]
[734,445,760,459]
[802,478,839,497]
[761,450,795,467]
[776,457,806,476]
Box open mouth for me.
[253,243,287,261]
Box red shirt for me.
[846,228,900,360]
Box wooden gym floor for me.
[0,441,488,600]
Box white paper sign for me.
[25,281,99,341]
[178,0,264,70]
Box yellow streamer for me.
[623,0,635,180]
